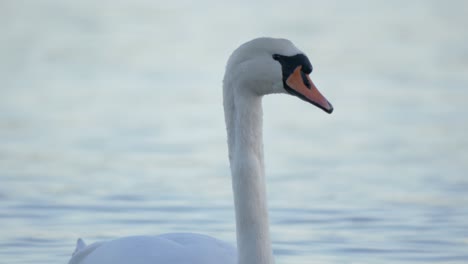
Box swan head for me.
[224,37,333,113]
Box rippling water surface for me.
[1,1,468,263]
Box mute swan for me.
[68,37,333,264]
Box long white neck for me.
[224,85,274,264]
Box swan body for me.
[69,234,236,264]
[68,37,332,264]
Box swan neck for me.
[224,89,273,264]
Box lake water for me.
[1,1,468,263]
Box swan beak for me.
[286,66,333,114]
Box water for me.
[1,0,468,263]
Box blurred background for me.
[0,0,467,263]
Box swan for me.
[67,37,333,264]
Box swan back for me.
[68,234,236,264]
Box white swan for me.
[68,37,333,264]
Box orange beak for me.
[285,66,333,114]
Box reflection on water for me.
[1,1,468,263]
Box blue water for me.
[1,1,468,263]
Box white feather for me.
[68,37,308,264]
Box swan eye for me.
[272,54,312,74]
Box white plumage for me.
[68,37,332,264]
[69,234,236,264]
